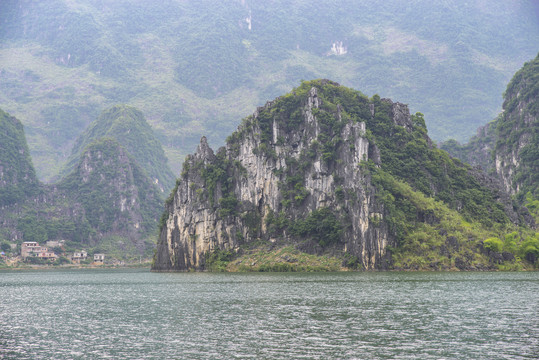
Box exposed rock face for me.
[153,84,418,271]
[440,120,497,172]
[494,54,538,197]
[0,109,163,254]
[154,79,530,272]
[441,54,538,202]
[62,138,162,247]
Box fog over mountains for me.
[1,0,538,181]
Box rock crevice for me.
[153,84,404,271]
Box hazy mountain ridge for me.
[58,104,176,192]
[1,0,537,181]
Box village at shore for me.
[0,240,150,269]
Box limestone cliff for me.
[440,53,538,203]
[440,120,497,173]
[0,109,163,258]
[59,138,162,249]
[494,54,538,199]
[154,84,388,270]
[153,80,520,271]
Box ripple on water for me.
[0,270,538,359]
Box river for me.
[1,269,537,359]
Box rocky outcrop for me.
[440,53,538,204]
[154,79,531,272]
[494,54,538,198]
[440,120,497,172]
[0,109,164,256]
[58,105,176,194]
[60,138,162,248]
[153,83,421,271]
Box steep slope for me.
[1,0,537,180]
[0,109,38,206]
[0,109,163,260]
[59,105,175,193]
[59,138,163,248]
[441,54,538,215]
[440,120,498,173]
[494,54,539,200]
[153,81,528,272]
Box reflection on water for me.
[1,270,537,359]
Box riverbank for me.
[0,260,153,271]
[152,244,538,272]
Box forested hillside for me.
[0,108,165,261]
[442,53,539,223]
[1,0,537,181]
[0,109,39,206]
[58,105,175,192]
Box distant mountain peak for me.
[59,105,175,193]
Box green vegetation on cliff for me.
[497,54,539,202]
[0,109,38,206]
[439,119,498,173]
[369,168,537,270]
[257,80,510,227]
[60,105,175,192]
[440,53,538,226]
[163,80,536,271]
[0,109,165,262]
[60,137,162,237]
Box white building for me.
[93,254,105,264]
[72,250,88,263]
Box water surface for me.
[1,270,537,359]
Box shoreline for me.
[2,265,537,272]
[0,262,153,271]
